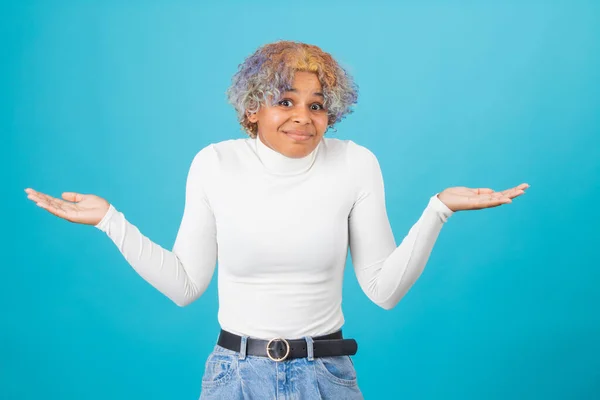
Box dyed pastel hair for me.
[226,41,359,138]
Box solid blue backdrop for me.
[3,1,599,399]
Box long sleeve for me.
[95,145,218,307]
[347,144,454,310]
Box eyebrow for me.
[285,88,324,98]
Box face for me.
[247,71,329,158]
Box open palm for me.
[25,188,110,225]
[437,183,529,212]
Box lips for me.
[283,130,313,137]
[284,130,314,141]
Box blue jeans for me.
[199,336,364,399]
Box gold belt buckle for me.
[266,338,290,362]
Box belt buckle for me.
[266,337,290,362]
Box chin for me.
[261,131,322,158]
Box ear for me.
[246,111,258,123]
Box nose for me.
[291,106,311,125]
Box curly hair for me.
[226,41,359,138]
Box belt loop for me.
[304,336,314,361]
[239,335,248,360]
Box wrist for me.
[437,191,457,212]
[94,204,116,230]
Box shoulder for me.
[323,137,379,168]
[184,139,249,188]
[210,137,251,153]
[191,137,251,164]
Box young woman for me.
[25,41,529,399]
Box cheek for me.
[315,115,329,132]
[264,112,287,128]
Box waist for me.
[216,329,358,361]
[217,292,345,339]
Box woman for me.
[25,41,528,399]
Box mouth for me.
[283,130,314,142]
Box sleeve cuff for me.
[429,193,454,222]
[95,204,118,232]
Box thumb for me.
[62,192,84,202]
[476,188,494,194]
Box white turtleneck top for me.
[95,135,454,339]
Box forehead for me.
[285,71,323,95]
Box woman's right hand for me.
[25,188,110,226]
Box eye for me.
[278,99,293,107]
[311,103,325,111]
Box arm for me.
[95,145,218,307]
[347,143,453,310]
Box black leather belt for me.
[217,329,358,361]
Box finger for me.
[49,196,81,214]
[476,193,511,204]
[38,195,80,221]
[474,196,512,209]
[504,183,529,194]
[62,192,83,202]
[501,187,526,199]
[28,190,58,204]
[27,192,77,214]
[476,188,494,195]
[25,188,41,198]
[25,188,50,197]
[501,188,525,199]
[25,190,79,221]
[484,192,507,201]
[35,200,72,220]
[27,191,60,207]
[26,192,46,204]
[26,190,72,207]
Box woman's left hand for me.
[437,183,530,212]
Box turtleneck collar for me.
[254,133,322,176]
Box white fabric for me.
[95,135,453,339]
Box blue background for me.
[3,1,600,399]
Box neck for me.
[254,134,321,176]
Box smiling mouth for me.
[283,130,314,141]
